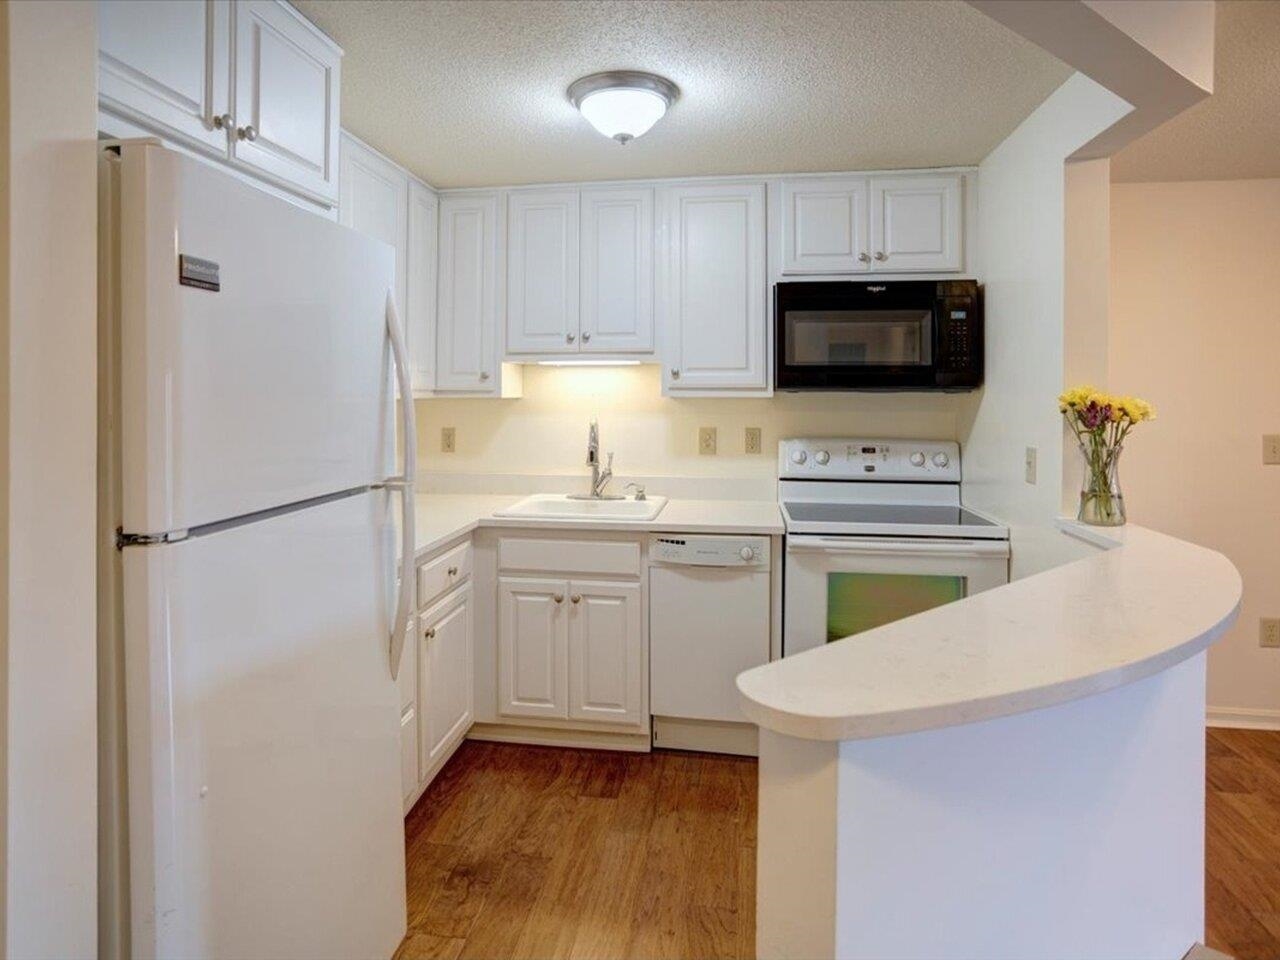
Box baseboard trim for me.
[1207,707,1280,731]
[468,721,651,753]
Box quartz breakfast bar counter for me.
[737,523,1242,960]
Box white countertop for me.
[735,523,1241,742]
[407,493,785,559]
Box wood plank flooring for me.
[398,729,1280,960]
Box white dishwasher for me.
[649,534,771,754]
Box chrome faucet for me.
[571,419,622,500]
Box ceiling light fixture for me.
[567,71,679,145]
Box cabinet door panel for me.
[507,191,579,354]
[581,188,654,353]
[232,0,340,202]
[869,175,962,272]
[780,178,869,274]
[338,135,408,330]
[407,182,439,393]
[663,183,767,391]
[99,0,231,154]
[497,578,568,720]
[568,582,642,727]
[437,194,499,392]
[421,589,473,770]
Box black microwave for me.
[774,280,982,391]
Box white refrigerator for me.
[98,141,417,960]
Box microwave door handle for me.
[786,536,1009,559]
[384,290,417,681]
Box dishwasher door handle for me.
[786,535,1010,559]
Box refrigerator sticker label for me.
[179,255,220,292]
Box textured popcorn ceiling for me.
[1112,1,1280,183]
[294,0,1071,188]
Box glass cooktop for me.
[782,502,999,527]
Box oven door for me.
[775,281,940,389]
[783,535,1010,657]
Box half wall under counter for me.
[737,523,1241,960]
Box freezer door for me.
[120,491,406,959]
[116,142,395,536]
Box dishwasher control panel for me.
[649,534,771,568]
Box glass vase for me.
[1077,441,1126,526]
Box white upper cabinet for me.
[338,134,408,324]
[868,174,963,272]
[580,187,654,354]
[98,1,342,207]
[437,193,501,392]
[99,0,231,155]
[231,0,342,203]
[406,182,439,394]
[506,190,580,354]
[780,178,869,274]
[661,182,768,393]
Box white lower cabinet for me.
[420,585,474,773]
[398,616,419,806]
[497,572,644,730]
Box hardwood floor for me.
[398,730,1280,960]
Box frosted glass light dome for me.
[568,71,679,145]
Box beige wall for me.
[1,1,99,955]
[1111,178,1280,721]
[416,365,960,483]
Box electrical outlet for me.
[1261,618,1280,648]
[1264,435,1280,465]
[698,427,717,455]
[744,427,762,455]
[1024,446,1038,485]
[441,427,456,453]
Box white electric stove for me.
[779,438,1010,657]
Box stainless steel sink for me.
[493,494,668,522]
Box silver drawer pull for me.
[447,566,458,576]
[553,593,564,604]
[873,251,887,261]
[566,332,576,343]
[479,371,490,381]
[237,124,258,142]
[571,594,582,604]
[581,332,591,342]
[858,252,870,263]
[423,627,436,640]
[212,113,233,130]
[670,368,680,380]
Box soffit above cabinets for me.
[293,0,1070,188]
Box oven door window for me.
[826,571,964,643]
[785,310,933,367]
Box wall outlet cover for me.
[441,426,456,453]
[1024,446,1038,485]
[744,427,762,455]
[1264,435,1280,465]
[699,427,717,455]
[1261,618,1280,648]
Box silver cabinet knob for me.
[858,252,871,263]
[874,251,887,261]
[581,331,591,342]
[670,368,680,380]
[447,566,458,577]
[212,113,234,130]
[571,594,582,604]
[553,593,564,604]
[566,332,576,343]
[479,371,490,381]
[237,125,258,142]
[423,627,436,640]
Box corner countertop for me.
[408,493,785,560]
[735,523,1241,742]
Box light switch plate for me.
[441,427,456,453]
[1024,446,1038,485]
[1261,618,1280,648]
[1264,435,1280,465]
[744,427,762,455]
[699,427,717,455]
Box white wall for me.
[960,73,1130,577]
[0,1,100,955]
[1111,179,1280,723]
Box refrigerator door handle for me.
[385,291,417,680]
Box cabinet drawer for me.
[417,541,472,609]
[498,538,640,578]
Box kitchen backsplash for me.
[415,365,962,480]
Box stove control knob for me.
[932,452,951,468]
[815,450,830,465]
[909,451,926,467]
[739,546,756,562]
[790,450,808,465]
